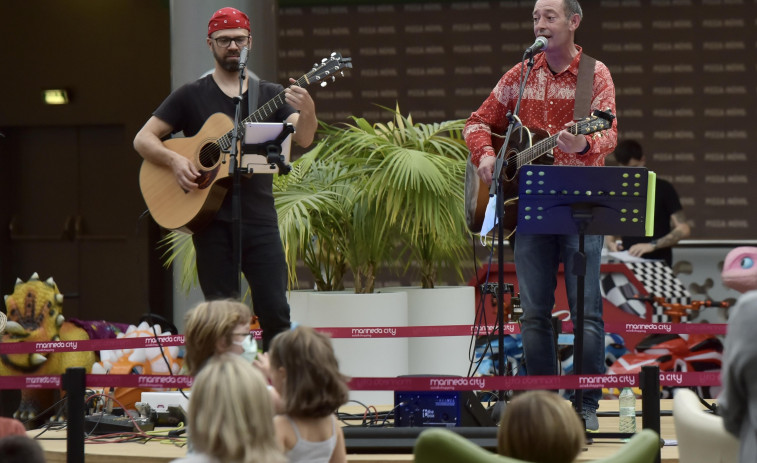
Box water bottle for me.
[618,387,637,433]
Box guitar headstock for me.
[573,109,615,136]
[300,52,353,88]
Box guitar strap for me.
[573,53,596,120]
[247,74,260,118]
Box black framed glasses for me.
[211,35,250,48]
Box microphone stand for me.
[489,51,537,415]
[228,48,249,297]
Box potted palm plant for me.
[275,105,471,293]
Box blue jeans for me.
[514,232,605,411]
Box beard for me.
[212,46,241,72]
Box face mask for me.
[232,334,258,362]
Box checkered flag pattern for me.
[625,261,691,322]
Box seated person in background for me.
[719,248,757,463]
[257,326,349,463]
[183,300,255,376]
[605,139,690,266]
[498,390,584,463]
[171,354,285,463]
[0,435,47,463]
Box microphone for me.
[524,36,548,55]
[238,46,249,71]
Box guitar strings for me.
[206,56,344,166]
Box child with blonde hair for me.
[497,390,584,463]
[183,300,253,376]
[259,326,349,463]
[171,354,285,463]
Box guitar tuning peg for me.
[320,81,328,87]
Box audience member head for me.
[268,326,349,418]
[183,299,251,376]
[189,353,284,463]
[0,435,46,463]
[613,139,645,167]
[497,390,584,463]
[0,417,26,438]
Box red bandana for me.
[207,7,250,36]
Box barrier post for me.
[62,367,86,463]
[640,365,661,463]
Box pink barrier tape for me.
[0,371,719,391]
[0,330,263,355]
[0,336,186,355]
[85,374,194,389]
[563,321,727,335]
[347,371,721,391]
[0,322,726,355]
[0,374,194,390]
[0,376,62,390]
[315,323,521,339]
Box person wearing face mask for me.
[183,299,255,376]
[464,0,617,431]
[183,299,284,414]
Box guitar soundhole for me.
[503,151,518,182]
[193,142,223,190]
[198,142,222,169]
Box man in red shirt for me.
[464,0,618,430]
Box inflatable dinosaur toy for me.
[721,246,757,294]
[2,273,96,421]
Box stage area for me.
[28,399,686,463]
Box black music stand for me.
[516,165,655,417]
[241,122,295,175]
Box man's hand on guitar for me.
[557,121,589,154]
[477,155,496,185]
[170,153,201,191]
[284,78,315,114]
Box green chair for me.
[592,429,660,463]
[673,388,739,463]
[413,427,660,463]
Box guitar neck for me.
[218,74,309,149]
[518,124,581,166]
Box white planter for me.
[286,287,474,405]
[379,286,474,377]
[288,291,408,405]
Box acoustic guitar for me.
[464,109,615,236]
[139,53,352,234]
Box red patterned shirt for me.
[464,45,617,167]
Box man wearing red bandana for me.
[464,0,617,431]
[134,7,317,350]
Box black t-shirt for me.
[153,75,296,226]
[622,177,683,266]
